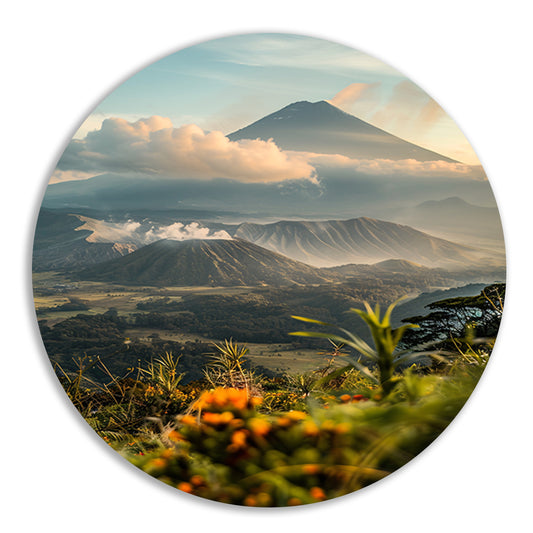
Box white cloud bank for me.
[53,115,482,184]
[75,216,231,245]
[54,116,315,184]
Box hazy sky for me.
[73,33,479,166]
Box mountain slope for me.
[77,238,340,287]
[229,100,454,162]
[234,217,498,269]
[32,209,137,271]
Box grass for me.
[36,269,500,506]
[51,295,493,506]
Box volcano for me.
[229,100,454,162]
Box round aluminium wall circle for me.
[33,33,505,507]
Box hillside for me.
[77,238,340,287]
[32,209,137,271]
[234,217,496,269]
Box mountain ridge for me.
[233,216,500,269]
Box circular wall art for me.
[33,33,505,506]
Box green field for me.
[33,272,336,374]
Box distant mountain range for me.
[234,216,499,269]
[229,100,453,162]
[34,208,503,275]
[76,238,340,287]
[390,197,505,248]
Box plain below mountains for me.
[76,238,340,287]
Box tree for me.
[400,283,505,350]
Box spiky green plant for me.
[140,352,184,395]
[290,299,440,398]
[204,339,260,393]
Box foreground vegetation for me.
[52,285,503,506]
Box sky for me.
[69,33,480,173]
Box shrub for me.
[127,370,479,506]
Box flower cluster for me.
[130,387,395,506]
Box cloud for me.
[54,116,316,184]
[75,216,231,245]
[327,80,480,165]
[143,222,231,242]
[53,114,482,186]
[328,82,381,110]
[304,152,485,180]
[370,80,446,136]
[200,34,401,78]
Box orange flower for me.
[161,448,174,458]
[249,418,271,437]
[230,429,248,449]
[321,420,336,431]
[243,495,258,506]
[229,418,245,429]
[310,487,326,501]
[190,475,204,487]
[226,388,249,410]
[211,388,230,408]
[250,396,263,407]
[167,430,184,442]
[340,394,352,403]
[177,482,193,493]
[255,492,272,506]
[180,414,197,426]
[302,464,320,475]
[302,420,319,437]
[148,458,167,469]
[276,416,291,428]
[286,411,307,421]
[202,411,234,425]
[334,422,350,434]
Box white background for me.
[2,1,531,530]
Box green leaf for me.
[291,315,335,327]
